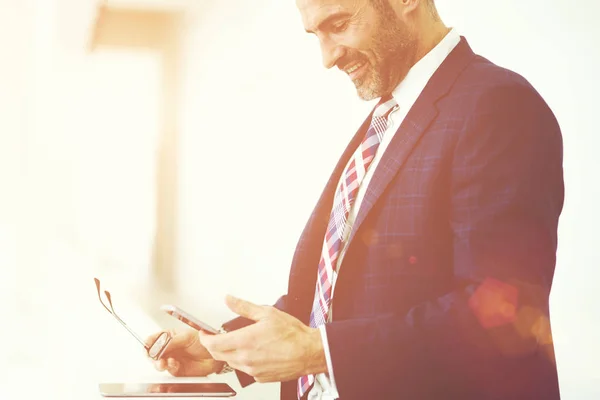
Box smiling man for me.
[302,0,427,101]
[146,1,564,399]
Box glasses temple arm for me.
[103,290,149,349]
[95,278,149,350]
[94,278,113,314]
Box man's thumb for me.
[225,295,267,321]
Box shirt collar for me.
[390,27,461,109]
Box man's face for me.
[297,0,418,100]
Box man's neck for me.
[414,24,452,65]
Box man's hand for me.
[198,295,327,383]
[146,330,225,377]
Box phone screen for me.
[161,305,220,335]
[99,382,236,397]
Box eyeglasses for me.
[94,277,171,360]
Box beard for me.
[351,9,418,100]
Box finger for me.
[257,374,281,384]
[199,329,244,353]
[254,375,274,384]
[225,295,268,321]
[160,330,198,358]
[166,358,181,376]
[153,358,167,371]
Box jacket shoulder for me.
[444,53,557,122]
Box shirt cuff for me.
[318,324,340,398]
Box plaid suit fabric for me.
[273,38,563,400]
[297,97,398,399]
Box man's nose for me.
[321,40,345,70]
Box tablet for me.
[99,382,236,397]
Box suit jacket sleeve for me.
[324,83,564,398]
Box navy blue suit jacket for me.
[229,37,564,400]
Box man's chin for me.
[355,84,381,101]
[353,73,385,101]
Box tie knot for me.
[373,95,398,118]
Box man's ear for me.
[388,0,421,18]
[402,0,423,14]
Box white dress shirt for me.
[308,27,461,400]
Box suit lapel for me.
[345,37,477,248]
[288,108,378,314]
[290,37,477,316]
[307,106,378,237]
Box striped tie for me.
[297,96,398,399]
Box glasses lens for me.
[148,331,171,360]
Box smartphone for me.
[161,304,220,335]
[99,382,236,397]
